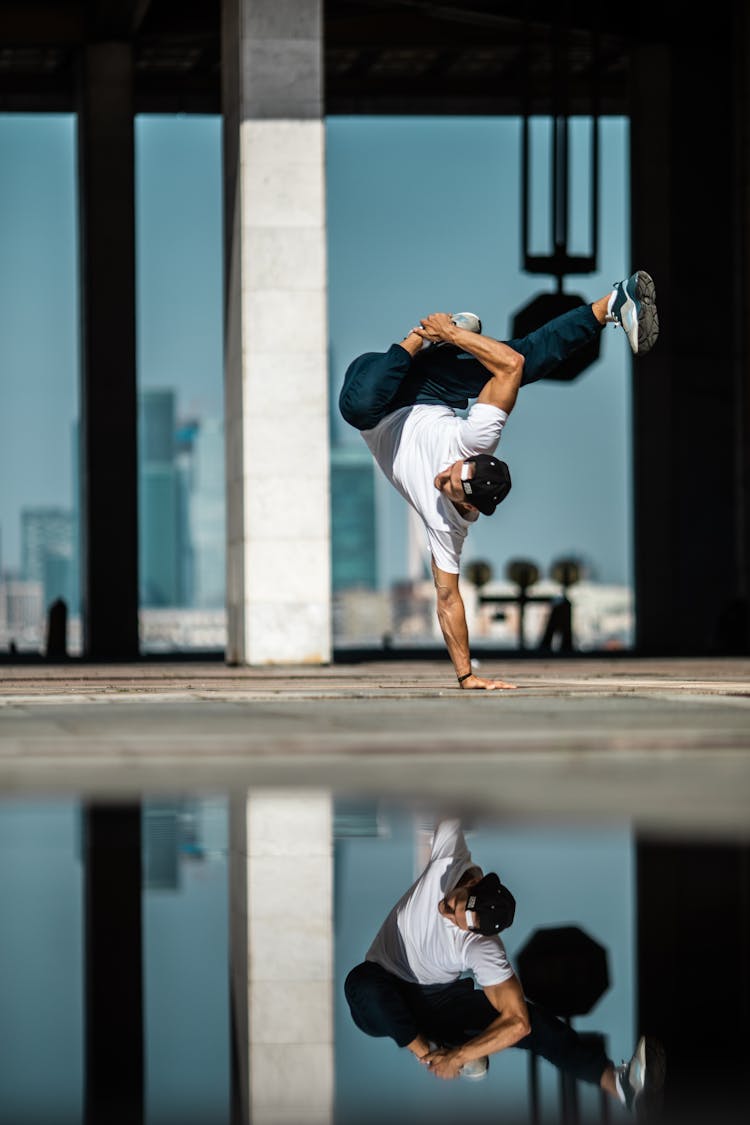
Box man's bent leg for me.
[505,304,603,388]
[386,304,604,411]
[338,345,413,431]
[344,961,422,1048]
[513,1001,610,1086]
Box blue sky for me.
[0,112,631,590]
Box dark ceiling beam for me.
[0,1,630,116]
[0,3,84,43]
[86,0,153,39]
[330,0,522,33]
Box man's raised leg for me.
[339,335,422,431]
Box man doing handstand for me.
[339,271,659,689]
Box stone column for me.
[229,791,334,1125]
[222,0,331,665]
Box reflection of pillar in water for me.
[229,791,333,1125]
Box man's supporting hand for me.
[432,561,517,691]
[459,672,517,692]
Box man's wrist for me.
[398,333,423,357]
[451,1045,468,1068]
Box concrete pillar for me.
[222,0,331,665]
[77,42,139,659]
[229,791,334,1125]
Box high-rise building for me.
[174,415,225,609]
[20,506,75,612]
[175,417,199,606]
[139,389,179,607]
[330,445,377,591]
[189,417,225,608]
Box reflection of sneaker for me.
[615,1036,666,1119]
[609,271,659,354]
[459,1056,489,1080]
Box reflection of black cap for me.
[461,456,511,516]
[465,873,516,935]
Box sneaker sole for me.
[635,1037,667,1123]
[459,1059,489,1080]
[634,270,659,355]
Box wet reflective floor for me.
[0,659,748,1125]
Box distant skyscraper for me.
[20,506,75,611]
[175,418,199,605]
[190,418,225,608]
[330,445,377,591]
[70,419,81,616]
[174,415,225,609]
[139,389,179,607]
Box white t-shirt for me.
[366,819,514,989]
[361,403,508,573]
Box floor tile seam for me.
[0,684,749,704]
[1,737,749,757]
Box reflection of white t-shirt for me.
[361,403,508,574]
[366,819,514,989]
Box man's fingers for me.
[461,676,518,691]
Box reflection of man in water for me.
[345,819,664,1117]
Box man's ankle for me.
[591,295,611,325]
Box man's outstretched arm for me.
[431,560,516,691]
[422,975,530,1080]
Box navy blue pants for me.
[339,304,601,432]
[344,960,609,1087]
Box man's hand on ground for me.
[460,673,517,691]
[421,1046,463,1080]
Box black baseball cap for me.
[461,456,511,516]
[465,872,516,935]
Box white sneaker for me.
[607,271,659,355]
[459,1056,489,1080]
[451,311,482,334]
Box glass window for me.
[0,115,81,654]
[135,116,225,654]
[326,116,632,654]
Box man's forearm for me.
[436,592,472,678]
[453,1011,529,1065]
[424,1010,530,1079]
[445,325,521,377]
